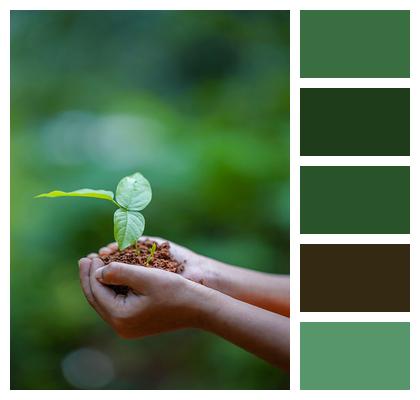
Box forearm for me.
[194,284,290,370]
[201,257,290,316]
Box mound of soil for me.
[100,239,184,294]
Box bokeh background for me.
[11,11,290,389]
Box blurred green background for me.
[11,11,290,389]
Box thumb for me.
[95,262,150,292]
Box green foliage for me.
[146,242,157,265]
[12,10,289,390]
[115,172,152,211]
[35,189,115,203]
[36,172,152,250]
[114,209,145,250]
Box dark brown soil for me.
[100,239,184,294]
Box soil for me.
[100,239,184,294]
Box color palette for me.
[300,10,410,78]
[300,166,410,234]
[299,9,411,390]
[300,89,410,156]
[300,244,410,312]
[300,322,410,390]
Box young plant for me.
[145,242,157,265]
[35,172,152,250]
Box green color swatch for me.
[300,166,410,234]
[301,322,410,390]
[301,89,410,156]
[300,11,410,77]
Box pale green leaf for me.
[114,209,145,250]
[115,172,152,211]
[35,189,115,202]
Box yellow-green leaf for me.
[35,189,115,202]
[114,209,145,250]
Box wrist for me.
[184,279,224,331]
[196,255,226,292]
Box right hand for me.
[78,257,212,338]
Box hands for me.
[92,236,290,316]
[79,236,290,369]
[78,255,213,339]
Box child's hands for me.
[78,257,210,338]
[93,237,289,316]
[96,237,216,287]
[79,239,290,369]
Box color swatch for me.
[300,166,410,234]
[300,322,410,390]
[300,88,410,156]
[300,244,410,312]
[300,10,410,77]
[299,8,411,392]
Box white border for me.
[2,0,419,398]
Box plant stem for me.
[145,243,156,265]
[112,199,121,208]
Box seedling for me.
[145,242,157,265]
[35,172,152,250]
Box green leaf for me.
[35,189,115,202]
[115,172,152,211]
[114,209,145,250]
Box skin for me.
[79,237,290,370]
[94,236,290,317]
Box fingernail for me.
[91,257,104,267]
[95,267,104,281]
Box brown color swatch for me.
[300,244,410,312]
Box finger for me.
[107,242,118,252]
[95,262,156,292]
[78,258,98,308]
[98,247,112,256]
[140,236,166,245]
[97,243,118,257]
[87,253,98,259]
[79,258,94,305]
[90,258,117,308]
[79,258,111,321]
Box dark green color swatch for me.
[300,322,410,390]
[300,244,410,312]
[300,11,410,77]
[300,166,410,234]
[300,89,410,156]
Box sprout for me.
[35,172,152,250]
